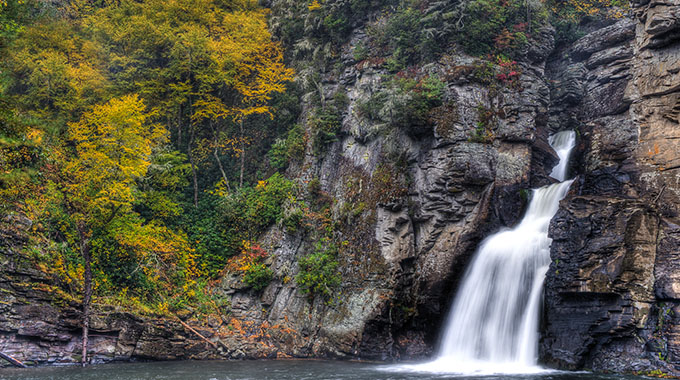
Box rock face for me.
[540,1,680,375]
[0,220,228,366]
[209,10,559,361]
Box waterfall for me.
[394,131,576,375]
[549,131,576,181]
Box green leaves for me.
[296,239,341,301]
[243,262,274,291]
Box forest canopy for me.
[0,0,297,322]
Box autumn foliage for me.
[0,0,293,324]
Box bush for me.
[282,208,304,234]
[295,240,341,300]
[454,0,547,58]
[214,173,294,274]
[243,263,274,291]
[268,124,306,170]
[183,196,230,277]
[309,108,341,155]
[227,242,274,292]
[356,92,388,121]
[353,43,368,62]
[468,104,498,143]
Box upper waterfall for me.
[548,130,576,182]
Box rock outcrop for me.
[207,2,559,362]
[0,217,291,366]
[540,1,680,375]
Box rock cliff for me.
[541,0,680,375]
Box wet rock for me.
[541,2,680,375]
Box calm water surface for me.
[0,360,648,380]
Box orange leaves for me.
[226,240,268,273]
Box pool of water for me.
[0,360,648,380]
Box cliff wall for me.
[541,0,680,375]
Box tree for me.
[0,0,296,334]
[61,95,166,365]
[207,11,295,187]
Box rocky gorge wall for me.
[211,0,564,362]
[2,0,680,375]
[541,0,680,375]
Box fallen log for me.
[0,352,27,368]
[174,316,218,349]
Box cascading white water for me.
[391,131,576,375]
[549,131,576,181]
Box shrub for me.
[310,108,341,155]
[353,43,368,62]
[282,208,304,234]
[356,92,388,121]
[366,6,435,71]
[243,263,274,291]
[455,0,547,58]
[468,104,498,143]
[356,73,444,136]
[268,139,288,170]
[216,173,295,270]
[227,241,274,292]
[183,196,230,277]
[295,240,341,300]
[268,124,307,170]
[390,74,445,134]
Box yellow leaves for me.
[554,0,630,21]
[26,128,43,144]
[208,177,230,198]
[308,0,322,11]
[230,43,295,119]
[226,240,268,273]
[205,10,294,121]
[192,95,230,123]
[65,95,166,220]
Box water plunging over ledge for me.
[391,131,576,375]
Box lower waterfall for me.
[393,131,576,374]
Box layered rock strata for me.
[541,1,680,375]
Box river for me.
[0,360,650,380]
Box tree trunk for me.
[239,118,245,188]
[177,105,183,149]
[211,123,231,193]
[77,225,92,367]
[188,124,199,207]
